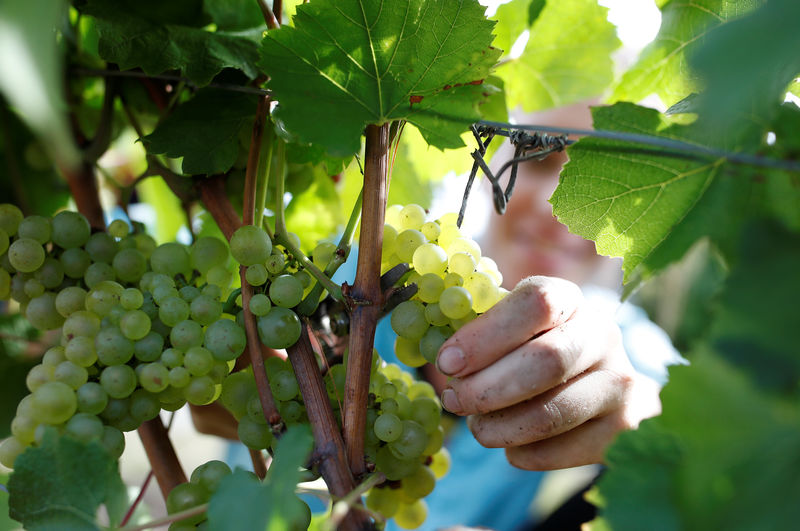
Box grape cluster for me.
[165,460,234,528]
[383,204,507,367]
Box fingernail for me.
[437,346,465,376]
[441,388,461,414]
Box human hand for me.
[435,276,662,470]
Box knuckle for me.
[535,341,569,382]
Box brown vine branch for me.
[137,418,188,498]
[287,325,372,531]
[249,448,268,480]
[343,123,390,477]
[197,176,241,240]
[256,0,280,29]
[243,95,269,224]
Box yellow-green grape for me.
[448,252,476,278]
[449,309,477,330]
[312,241,337,270]
[412,243,447,276]
[437,224,462,251]
[423,425,445,455]
[382,224,398,258]
[395,336,427,368]
[395,229,426,263]
[429,447,451,479]
[464,271,501,314]
[107,219,130,239]
[477,256,503,285]
[394,499,428,530]
[399,204,427,231]
[446,237,481,261]
[416,273,444,304]
[423,303,449,327]
[401,465,436,500]
[385,204,404,230]
[366,487,399,518]
[439,286,473,319]
[407,380,436,401]
[420,221,441,242]
[437,212,459,226]
[443,273,463,289]
[0,436,27,468]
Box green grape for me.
[394,499,428,529]
[269,370,299,401]
[279,399,304,424]
[419,326,452,365]
[374,412,403,442]
[269,274,304,308]
[265,251,285,275]
[157,386,187,411]
[138,362,170,393]
[11,415,37,445]
[248,293,272,316]
[246,395,266,424]
[399,204,427,231]
[423,303,449,327]
[169,366,192,388]
[26,363,55,392]
[237,415,273,449]
[191,460,232,493]
[42,346,66,367]
[54,360,89,389]
[443,272,464,289]
[85,232,119,263]
[382,224,398,259]
[449,309,477,330]
[60,247,91,279]
[446,237,481,262]
[439,286,473,319]
[133,234,157,259]
[113,248,147,283]
[96,327,135,365]
[204,318,246,361]
[429,447,451,478]
[407,381,436,401]
[206,264,232,289]
[101,365,138,399]
[437,224,463,251]
[448,252,476,278]
[31,381,77,425]
[420,221,441,242]
[150,242,191,279]
[187,295,220,326]
[26,292,65,330]
[63,310,101,340]
[312,241,337,270]
[395,229,426,263]
[51,211,90,249]
[17,215,51,244]
[412,243,448,276]
[34,257,64,289]
[0,203,24,236]
[133,331,163,362]
[87,282,124,318]
[101,397,129,421]
[65,336,98,367]
[159,296,190,327]
[120,287,144,310]
[107,219,130,238]
[190,236,229,274]
[55,286,87,317]
[294,269,312,289]
[389,420,427,460]
[130,389,160,422]
[166,482,208,524]
[0,268,10,299]
[410,397,441,434]
[257,307,301,349]
[179,285,200,302]
[84,262,116,290]
[401,465,436,500]
[219,370,257,420]
[160,347,184,368]
[366,487,399,518]
[184,346,214,376]
[0,436,27,468]
[65,413,104,442]
[230,225,272,266]
[76,382,108,415]
[245,264,268,286]
[97,425,125,459]
[152,284,180,305]
[210,359,234,384]
[464,271,501,313]
[184,375,218,405]
[415,273,444,304]
[120,309,152,340]
[375,445,418,480]
[170,319,204,350]
[423,425,445,456]
[391,300,429,340]
[385,204,404,229]
[8,238,45,273]
[24,278,45,299]
[380,382,398,400]
[394,336,427,368]
[394,392,412,420]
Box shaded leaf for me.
[261,0,501,157]
[81,0,261,86]
[144,89,258,175]
[611,0,760,107]
[492,0,531,58]
[204,0,266,31]
[285,163,345,249]
[0,472,22,531]
[497,0,620,112]
[8,431,127,529]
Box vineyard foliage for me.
[0,0,799,530]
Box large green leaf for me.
[260,0,501,157]
[611,0,760,107]
[81,0,261,86]
[496,0,620,112]
[144,89,258,175]
[8,431,128,530]
[204,0,266,31]
[551,103,725,281]
[689,0,800,140]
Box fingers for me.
[436,276,583,378]
[441,305,621,415]
[466,363,633,448]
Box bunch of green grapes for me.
[165,460,235,528]
[382,204,508,368]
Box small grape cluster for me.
[165,460,234,529]
[382,204,507,367]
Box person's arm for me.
[434,275,662,470]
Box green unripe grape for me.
[150,242,191,279]
[51,211,90,249]
[401,465,436,500]
[101,397,129,421]
[120,310,151,340]
[446,237,481,262]
[8,238,45,273]
[218,370,256,420]
[100,365,138,399]
[416,273,444,304]
[312,241,337,270]
[394,336,427,368]
[388,420,427,460]
[184,346,214,376]
[11,415,37,445]
[65,336,97,367]
[190,236,229,273]
[269,274,304,308]
[206,264,232,289]
[399,204,427,231]
[134,331,164,362]
[394,499,428,529]
[139,362,170,393]
[179,285,200,302]
[24,278,45,298]
[55,286,87,317]
[374,412,403,442]
[265,251,285,275]
[366,487,399,518]
[464,271,501,313]
[34,258,64,289]
[63,310,101,340]
[159,296,190,327]
[26,292,64,330]
[257,307,301,349]
[279,400,304,425]
[391,300,429,340]
[130,389,161,422]
[65,413,104,443]
[99,426,125,459]
[31,381,77,425]
[60,247,91,279]
[0,436,27,468]
[26,363,55,392]
[412,243,448,276]
[85,232,118,264]
[410,396,441,434]
[42,346,66,367]
[429,447,451,478]
[190,294,222,325]
[113,248,147,283]
[169,366,192,388]
[423,425,445,456]
[191,460,232,493]
[84,262,116,290]
[0,203,24,236]
[170,319,204,350]
[54,360,89,389]
[76,382,108,415]
[396,229,426,263]
[269,370,299,401]
[230,225,272,266]
[160,347,184,368]
[96,327,135,365]
[382,224,398,258]
[437,224,463,251]
[450,309,477,330]
[166,482,209,524]
[423,302,449,327]
[204,318,246,361]
[375,445,418,481]
[0,268,10,299]
[184,375,218,405]
[419,326,452,365]
[107,219,130,238]
[245,264,268,286]
[17,215,51,244]
[248,293,272,316]
[448,252,476,278]
[120,288,144,310]
[439,286,473,319]
[385,204,404,229]
[237,415,273,449]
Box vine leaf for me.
[260,0,501,157]
[495,0,620,112]
[206,425,313,530]
[551,103,725,282]
[610,0,761,107]
[7,431,127,530]
[144,89,258,175]
[80,0,261,86]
